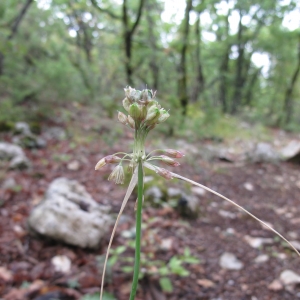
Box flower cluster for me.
[118,86,170,131]
[95,87,184,184]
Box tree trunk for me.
[146,3,159,90]
[192,9,205,102]
[178,0,192,115]
[231,10,244,114]
[122,0,145,86]
[8,0,34,40]
[283,33,300,124]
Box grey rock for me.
[191,186,206,197]
[1,178,17,190]
[14,122,31,136]
[28,177,112,249]
[280,270,300,286]
[44,127,67,140]
[177,193,200,219]
[244,235,273,248]
[219,210,236,219]
[145,186,163,204]
[219,252,244,270]
[0,142,30,169]
[250,143,280,163]
[254,254,269,264]
[167,187,182,198]
[280,140,300,163]
[0,142,23,159]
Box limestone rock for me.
[176,193,200,219]
[219,252,244,270]
[244,235,273,248]
[28,177,112,249]
[0,142,30,169]
[250,143,280,163]
[279,270,300,286]
[280,140,300,163]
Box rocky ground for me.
[0,109,300,300]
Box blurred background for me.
[0,0,300,299]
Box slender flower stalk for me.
[95,86,300,300]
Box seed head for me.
[108,165,125,184]
[123,98,131,111]
[118,111,128,125]
[157,109,170,123]
[127,115,135,129]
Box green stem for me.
[129,160,143,300]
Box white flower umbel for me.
[96,87,300,300]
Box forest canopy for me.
[0,0,299,130]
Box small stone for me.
[1,178,16,190]
[225,228,235,235]
[219,252,244,270]
[197,279,215,288]
[280,270,300,286]
[14,122,31,135]
[67,160,80,171]
[244,235,273,248]
[289,240,300,250]
[218,210,236,219]
[0,267,13,281]
[160,238,173,251]
[268,279,283,291]
[254,254,269,264]
[243,182,254,191]
[167,187,181,198]
[51,255,71,273]
[191,186,206,197]
[144,176,154,183]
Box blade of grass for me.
[143,162,300,257]
[172,172,300,257]
[100,167,138,300]
[129,160,144,300]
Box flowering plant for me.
[95,87,299,300]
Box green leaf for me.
[159,277,173,293]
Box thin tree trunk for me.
[283,33,300,124]
[8,0,34,40]
[231,10,244,114]
[178,0,192,115]
[122,0,145,86]
[219,4,230,113]
[245,67,261,106]
[192,9,205,102]
[0,0,34,76]
[146,3,159,90]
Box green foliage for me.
[81,292,116,300]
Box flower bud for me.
[145,106,160,123]
[123,98,131,111]
[157,109,170,123]
[163,149,184,158]
[128,115,135,129]
[156,167,173,180]
[124,86,141,102]
[118,111,128,125]
[95,155,121,170]
[129,103,140,120]
[160,155,180,167]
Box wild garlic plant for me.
[95,87,300,300]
